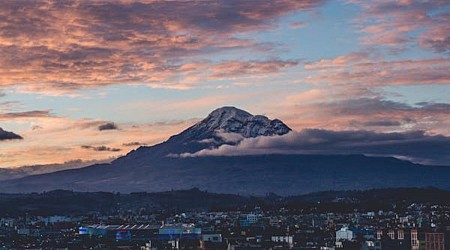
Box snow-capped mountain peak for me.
[122,107,292,158]
[177,106,291,141]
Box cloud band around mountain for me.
[178,129,450,165]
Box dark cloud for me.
[324,98,412,116]
[32,125,43,130]
[417,102,450,113]
[81,145,121,152]
[0,110,52,119]
[82,0,324,34]
[98,122,118,131]
[122,142,143,146]
[180,129,450,165]
[315,98,450,131]
[361,120,402,127]
[282,95,450,135]
[0,128,23,141]
[343,99,450,116]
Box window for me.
[398,230,404,240]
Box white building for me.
[271,235,294,248]
[336,227,354,241]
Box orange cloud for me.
[0,113,197,168]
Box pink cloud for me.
[279,94,450,136]
[304,56,450,86]
[0,0,323,94]
[350,0,450,52]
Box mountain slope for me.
[1,154,449,195]
[0,107,449,195]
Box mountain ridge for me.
[0,106,449,195]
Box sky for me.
[0,0,449,168]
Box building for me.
[412,229,420,250]
[425,232,444,250]
[336,227,354,241]
[158,223,201,239]
[271,235,294,248]
[202,233,222,243]
[375,228,411,249]
[83,224,158,240]
[240,214,259,227]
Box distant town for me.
[0,188,449,249]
